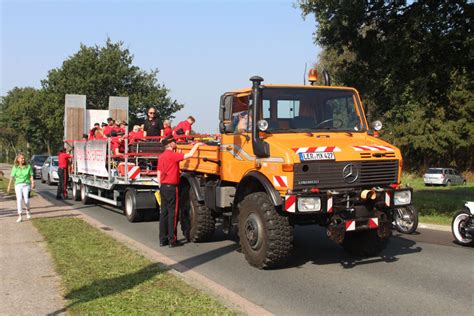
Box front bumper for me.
[423,178,445,185]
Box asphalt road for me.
[36,181,473,315]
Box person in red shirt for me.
[103,117,114,137]
[162,120,172,137]
[172,116,195,142]
[157,137,202,247]
[89,123,100,139]
[56,148,72,200]
[129,125,144,144]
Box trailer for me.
[69,138,162,222]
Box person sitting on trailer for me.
[110,130,124,156]
[129,125,144,145]
[162,120,172,137]
[142,106,163,141]
[103,117,115,137]
[119,121,128,135]
[172,116,195,142]
[88,123,100,139]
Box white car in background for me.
[41,156,59,185]
[423,168,466,186]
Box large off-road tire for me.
[123,188,143,222]
[342,230,388,257]
[393,205,419,234]
[182,189,215,242]
[451,209,474,246]
[72,182,81,201]
[238,192,293,269]
[80,183,92,205]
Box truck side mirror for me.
[219,94,233,122]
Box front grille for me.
[293,160,399,190]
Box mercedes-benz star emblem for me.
[342,163,359,184]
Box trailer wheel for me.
[72,182,81,201]
[238,192,293,269]
[124,189,143,222]
[182,189,215,242]
[342,230,388,257]
[80,183,92,205]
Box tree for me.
[41,38,183,131]
[299,0,473,171]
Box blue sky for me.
[1,0,319,133]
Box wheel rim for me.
[453,213,471,243]
[125,193,133,216]
[81,184,86,201]
[244,213,264,250]
[395,207,414,231]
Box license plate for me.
[299,152,335,161]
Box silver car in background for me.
[423,168,466,186]
[41,156,59,185]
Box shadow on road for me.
[286,225,422,269]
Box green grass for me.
[401,173,474,225]
[33,218,234,315]
[0,175,36,197]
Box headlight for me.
[297,197,321,212]
[257,119,268,131]
[53,170,58,177]
[394,190,411,206]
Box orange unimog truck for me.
[177,72,413,269]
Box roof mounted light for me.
[308,69,318,85]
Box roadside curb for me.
[33,193,272,316]
[418,222,451,232]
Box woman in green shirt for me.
[7,153,35,222]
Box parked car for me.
[41,156,59,185]
[423,168,466,186]
[30,155,48,179]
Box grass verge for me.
[402,173,474,225]
[33,218,234,315]
[0,175,37,197]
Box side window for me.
[277,100,300,119]
[263,100,270,119]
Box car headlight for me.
[53,170,58,177]
[297,197,321,212]
[394,190,411,206]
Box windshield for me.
[51,158,59,167]
[33,156,48,163]
[260,88,365,132]
[426,169,443,174]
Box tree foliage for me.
[300,0,473,171]
[0,38,183,160]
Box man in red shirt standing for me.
[172,116,195,142]
[56,148,72,200]
[157,137,202,247]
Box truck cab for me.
[178,74,413,269]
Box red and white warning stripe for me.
[385,192,391,207]
[368,217,379,229]
[345,220,356,231]
[273,175,288,187]
[128,166,141,180]
[292,146,341,154]
[327,196,333,213]
[352,145,394,151]
[285,195,296,213]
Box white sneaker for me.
[16,216,22,223]
[26,212,31,220]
